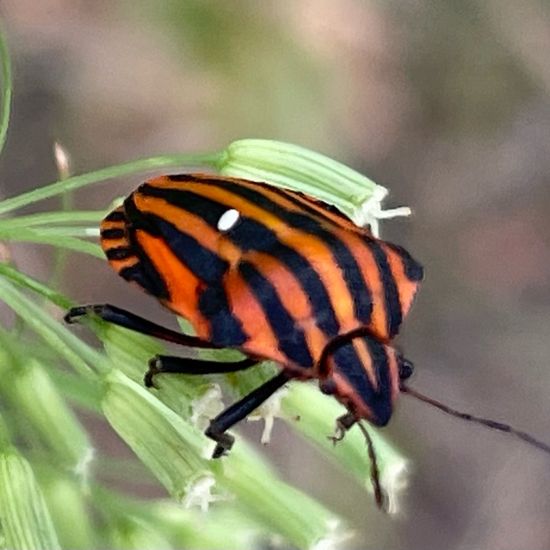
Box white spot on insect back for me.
[217,208,240,232]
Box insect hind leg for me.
[65,303,217,349]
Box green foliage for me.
[0,22,11,157]
[0,449,61,550]
[0,30,408,549]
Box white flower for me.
[247,387,288,444]
[367,458,410,515]
[355,185,411,237]
[182,475,226,512]
[382,459,410,515]
[73,446,95,492]
[311,519,353,550]
[190,384,224,432]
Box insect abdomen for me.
[100,206,170,299]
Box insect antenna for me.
[357,421,386,511]
[401,385,550,455]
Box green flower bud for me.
[220,139,411,235]
[109,516,173,550]
[0,449,61,550]
[101,370,211,502]
[41,475,96,550]
[222,443,343,549]
[149,502,259,550]
[14,360,93,473]
[282,383,409,514]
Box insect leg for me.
[357,422,386,511]
[145,355,258,387]
[327,412,357,445]
[65,304,217,348]
[326,413,387,510]
[205,371,291,458]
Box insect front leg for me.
[319,379,357,444]
[205,371,290,458]
[326,412,387,510]
[327,412,357,445]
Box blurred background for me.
[2,1,550,548]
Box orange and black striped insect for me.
[66,174,550,509]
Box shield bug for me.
[66,174,550,509]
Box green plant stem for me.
[49,162,74,293]
[0,262,72,309]
[7,226,99,238]
[0,228,104,257]
[0,277,103,378]
[0,210,106,229]
[0,152,224,216]
[0,23,12,156]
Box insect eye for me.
[399,358,414,380]
[217,208,240,232]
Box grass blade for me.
[0,277,103,377]
[0,23,12,156]
[0,152,223,215]
[0,228,104,257]
[0,210,106,229]
[0,262,72,309]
